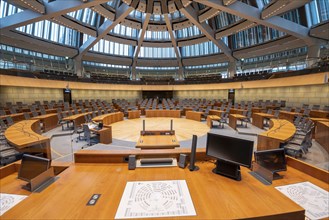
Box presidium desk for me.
[1,150,329,220]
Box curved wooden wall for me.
[1,72,328,107]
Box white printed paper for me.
[275,181,329,219]
[0,193,28,216]
[115,180,196,219]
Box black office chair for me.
[6,116,14,126]
[24,112,31,120]
[82,124,98,147]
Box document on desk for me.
[115,180,196,219]
[0,193,28,216]
[275,181,329,220]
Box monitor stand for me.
[212,160,241,181]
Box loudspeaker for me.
[178,154,187,169]
[128,155,136,170]
[170,119,173,131]
[143,120,145,132]
[189,135,199,171]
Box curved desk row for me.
[145,110,181,118]
[257,119,296,151]
[92,112,124,125]
[4,120,51,159]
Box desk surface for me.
[136,135,179,149]
[62,113,88,121]
[4,120,49,148]
[259,119,296,141]
[3,162,329,219]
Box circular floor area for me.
[111,117,210,142]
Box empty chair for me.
[74,109,79,115]
[294,107,301,113]
[240,111,252,127]
[98,110,102,116]
[82,124,98,147]
[293,115,302,127]
[312,104,320,110]
[9,108,17,114]
[0,109,6,116]
[219,112,228,128]
[303,108,310,117]
[0,118,8,130]
[5,116,14,126]
[32,111,39,117]
[273,110,280,118]
[323,105,329,111]
[23,112,31,120]
[40,108,47,115]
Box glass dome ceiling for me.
[0,0,328,79]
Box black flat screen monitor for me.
[254,148,287,173]
[18,154,50,182]
[206,133,254,181]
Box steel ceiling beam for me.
[7,0,45,14]
[131,13,151,78]
[261,0,311,19]
[164,14,184,79]
[180,4,236,61]
[0,0,109,31]
[77,3,134,59]
[193,0,317,45]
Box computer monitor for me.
[18,154,50,182]
[206,133,254,181]
[98,122,103,129]
[254,148,287,175]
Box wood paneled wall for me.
[1,72,328,106]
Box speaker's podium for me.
[136,130,180,149]
[135,119,180,149]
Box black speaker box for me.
[178,154,187,169]
[128,155,136,170]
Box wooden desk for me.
[90,127,112,144]
[186,111,203,121]
[228,114,246,130]
[309,117,329,138]
[207,115,220,128]
[128,110,140,119]
[251,107,266,113]
[257,119,296,151]
[279,111,301,122]
[208,109,224,116]
[145,110,181,118]
[92,112,124,125]
[182,107,193,116]
[62,113,88,131]
[4,120,51,159]
[0,113,26,123]
[252,113,274,129]
[4,161,329,219]
[310,110,329,119]
[33,113,58,132]
[315,121,329,154]
[136,135,179,149]
[229,108,245,115]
